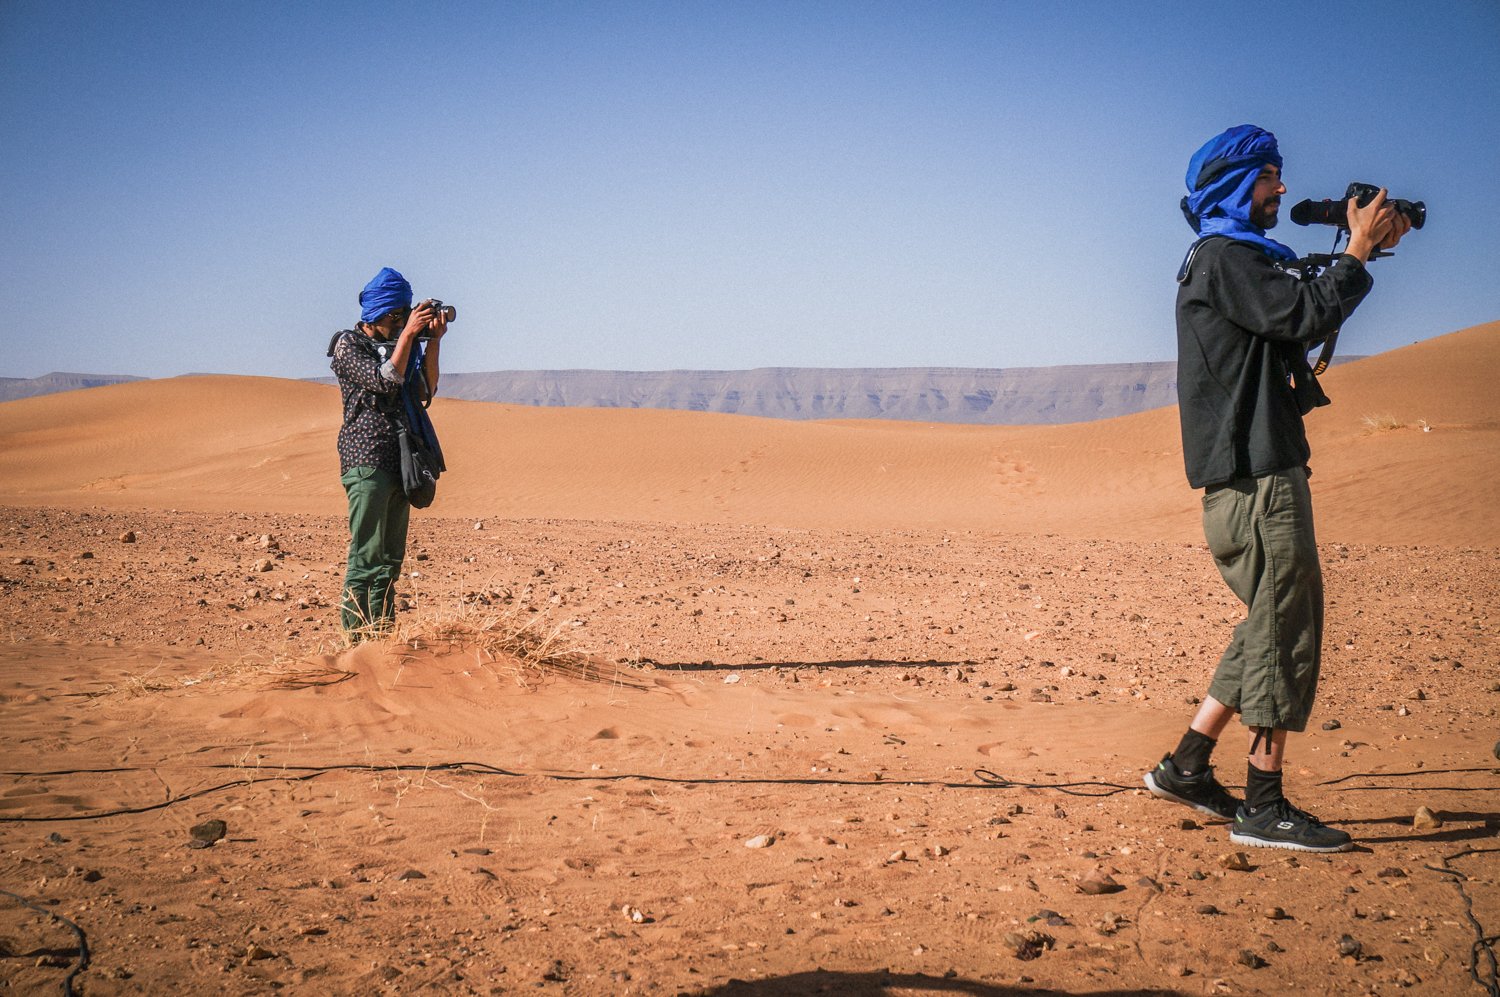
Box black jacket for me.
[1176,237,1373,489]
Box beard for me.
[1252,200,1281,229]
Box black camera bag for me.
[396,420,439,508]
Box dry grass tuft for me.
[390,601,629,688]
[1360,413,1407,433]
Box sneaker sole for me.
[1228,829,1354,853]
[1143,771,1236,821]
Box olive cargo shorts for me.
[1202,468,1323,732]
[340,465,410,637]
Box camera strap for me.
[1311,331,1339,376]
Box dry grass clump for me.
[1361,413,1407,433]
[1359,413,1433,434]
[391,601,613,687]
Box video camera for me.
[1290,182,1426,231]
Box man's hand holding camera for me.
[401,299,452,343]
[1345,188,1413,262]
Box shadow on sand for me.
[687,970,1185,996]
[640,658,971,673]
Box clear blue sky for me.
[3,0,1496,379]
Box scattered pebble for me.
[1077,869,1123,895]
[1218,852,1253,871]
[1002,930,1054,960]
[744,834,774,848]
[1412,807,1443,830]
[189,820,227,846]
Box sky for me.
[2,0,1497,380]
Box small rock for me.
[541,960,567,982]
[244,944,276,962]
[397,869,426,881]
[1321,719,1342,731]
[190,820,227,845]
[1337,934,1363,959]
[1218,852,1253,871]
[1263,906,1287,920]
[1094,912,1124,935]
[1412,807,1443,830]
[744,834,774,848]
[252,558,272,573]
[621,904,648,924]
[1377,866,1407,878]
[1237,949,1267,969]
[119,531,136,543]
[1406,688,1426,701]
[1078,869,1123,895]
[1196,904,1220,916]
[929,844,949,858]
[1178,818,1200,831]
[887,849,907,863]
[1002,930,1054,960]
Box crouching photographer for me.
[328,267,451,641]
[1144,125,1415,854]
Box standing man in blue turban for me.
[1143,125,1410,852]
[329,267,449,640]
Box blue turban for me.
[1180,125,1296,261]
[359,267,414,323]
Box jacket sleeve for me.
[330,335,402,395]
[1204,241,1374,345]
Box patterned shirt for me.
[331,331,404,475]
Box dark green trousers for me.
[1202,468,1323,732]
[340,466,410,638]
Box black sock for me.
[1246,763,1284,812]
[1171,729,1216,776]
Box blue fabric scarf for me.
[359,266,414,323]
[1180,125,1297,262]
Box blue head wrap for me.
[1180,125,1296,261]
[359,267,414,323]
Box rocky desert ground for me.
[1,322,1496,996]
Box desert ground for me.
[0,322,1496,996]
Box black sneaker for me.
[1143,754,1240,821]
[1229,799,1353,853]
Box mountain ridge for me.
[3,358,1363,425]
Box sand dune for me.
[3,324,1496,994]
[0,321,1495,545]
